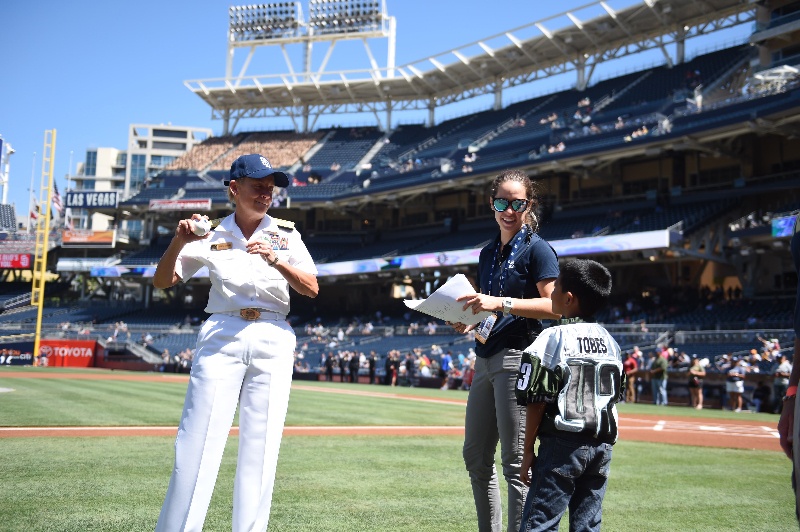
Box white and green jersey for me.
[515,319,624,444]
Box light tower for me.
[189,1,396,133]
[0,136,15,205]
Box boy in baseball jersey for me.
[515,259,623,532]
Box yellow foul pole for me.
[32,129,56,366]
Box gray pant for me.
[463,349,527,532]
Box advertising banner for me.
[772,215,797,238]
[0,253,32,269]
[314,230,672,278]
[149,199,212,211]
[39,339,97,367]
[0,345,34,366]
[65,191,119,209]
[61,229,116,248]
[90,266,129,277]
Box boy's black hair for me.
[558,259,612,319]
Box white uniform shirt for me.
[175,214,317,315]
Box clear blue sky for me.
[0,0,749,218]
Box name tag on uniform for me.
[210,241,232,251]
[265,232,289,250]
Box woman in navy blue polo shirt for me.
[453,169,560,532]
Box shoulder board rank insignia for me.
[208,218,223,231]
[273,217,295,231]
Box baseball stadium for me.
[1,0,800,530]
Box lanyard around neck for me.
[488,227,528,297]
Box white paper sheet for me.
[403,273,492,326]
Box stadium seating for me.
[0,204,17,232]
[7,42,798,377]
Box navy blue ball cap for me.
[224,153,289,187]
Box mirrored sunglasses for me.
[492,197,528,213]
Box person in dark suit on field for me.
[384,351,394,385]
[349,351,360,383]
[368,350,377,384]
[339,353,347,382]
[324,352,334,381]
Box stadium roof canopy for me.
[186,0,756,133]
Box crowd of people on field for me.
[313,345,478,390]
[619,334,793,413]
[159,347,194,373]
[293,301,795,417]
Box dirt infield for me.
[0,370,782,451]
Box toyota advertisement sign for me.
[39,340,97,367]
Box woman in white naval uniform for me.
[153,153,319,532]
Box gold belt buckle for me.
[240,308,261,321]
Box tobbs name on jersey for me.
[515,321,624,443]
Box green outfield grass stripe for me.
[0,435,794,531]
[292,383,468,405]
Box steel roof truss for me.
[567,12,601,49]
[505,33,543,71]
[534,22,573,62]
[452,50,486,80]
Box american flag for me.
[52,181,64,215]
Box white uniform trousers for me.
[156,314,296,532]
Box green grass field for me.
[0,366,796,531]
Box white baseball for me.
[192,218,211,236]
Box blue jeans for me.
[519,436,612,532]
[652,378,668,405]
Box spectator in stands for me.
[152,153,319,532]
[650,350,669,406]
[726,357,748,412]
[160,349,171,373]
[774,355,793,414]
[688,356,706,409]
[419,357,432,378]
[450,169,560,532]
[758,335,781,354]
[675,350,691,369]
[716,353,732,372]
[777,213,800,523]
